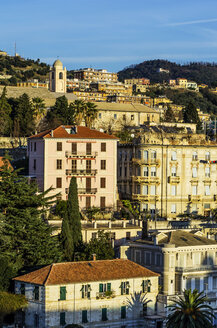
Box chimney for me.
[92,254,96,261]
[51,130,54,137]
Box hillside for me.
[118,60,217,86]
[0,55,50,85]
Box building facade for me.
[49,60,67,93]
[14,259,162,328]
[118,123,217,218]
[73,68,118,83]
[28,125,118,209]
[120,230,217,325]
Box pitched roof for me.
[13,259,159,285]
[160,230,217,247]
[29,125,118,140]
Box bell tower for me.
[49,59,67,93]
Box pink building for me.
[28,125,118,209]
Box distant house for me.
[13,259,163,328]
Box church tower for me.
[49,59,67,93]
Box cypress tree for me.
[164,105,176,122]
[0,87,12,136]
[61,177,82,261]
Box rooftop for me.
[13,259,159,285]
[94,102,158,114]
[29,125,118,140]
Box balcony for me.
[96,291,115,299]
[66,169,97,176]
[132,194,159,202]
[168,176,180,184]
[66,188,97,195]
[132,176,160,184]
[132,158,160,166]
[65,151,98,158]
[176,265,217,273]
[188,195,201,202]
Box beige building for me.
[93,103,160,132]
[49,60,67,93]
[73,91,107,102]
[120,230,217,325]
[176,78,187,88]
[118,123,217,218]
[17,80,49,89]
[73,68,118,83]
[90,81,132,95]
[14,259,162,328]
[124,78,150,86]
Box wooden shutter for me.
[86,178,91,192]
[56,178,62,188]
[101,142,106,152]
[86,143,91,155]
[72,143,77,154]
[99,283,103,293]
[100,177,106,188]
[60,286,66,300]
[107,283,111,291]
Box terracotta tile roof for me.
[29,125,118,140]
[13,259,159,285]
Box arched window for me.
[59,72,63,79]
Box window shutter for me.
[87,284,91,298]
[147,280,151,292]
[81,285,84,299]
[60,286,66,300]
[99,283,103,293]
[142,280,145,293]
[107,283,111,291]
[126,281,130,294]
[120,282,124,295]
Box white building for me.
[13,259,163,328]
[49,60,67,93]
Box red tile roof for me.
[13,259,159,285]
[29,125,118,140]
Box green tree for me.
[46,96,75,127]
[0,291,27,326]
[85,231,114,260]
[183,102,202,132]
[73,99,86,125]
[0,256,16,291]
[0,157,62,269]
[84,102,98,128]
[164,105,176,122]
[32,97,46,129]
[0,87,12,135]
[166,289,214,328]
[61,177,82,261]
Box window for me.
[150,185,156,195]
[59,72,63,79]
[56,159,62,170]
[143,150,148,161]
[57,142,62,151]
[145,252,151,265]
[72,143,77,154]
[143,185,148,195]
[204,277,208,291]
[99,113,102,119]
[205,185,210,196]
[60,312,66,326]
[60,286,66,300]
[33,159,36,170]
[144,166,149,177]
[30,142,33,151]
[81,285,91,299]
[192,167,197,178]
[142,279,151,293]
[102,308,108,321]
[205,167,210,177]
[92,232,97,239]
[171,151,177,161]
[213,276,217,289]
[121,306,126,319]
[171,204,176,213]
[135,250,141,263]
[86,160,91,173]
[72,160,77,172]
[171,185,177,196]
[120,281,130,295]
[34,314,39,328]
[82,310,88,323]
[124,166,127,177]
[126,232,131,240]
[205,152,210,161]
[101,160,106,170]
[192,185,197,195]
[114,114,117,119]
[195,278,200,291]
[86,143,92,155]
[86,196,91,208]
[186,278,191,290]
[56,178,62,188]
[171,166,176,177]
[100,197,106,209]
[192,204,198,214]
[101,142,106,152]
[100,177,106,188]
[156,254,161,266]
[193,253,200,265]
[151,151,156,160]
[192,151,198,160]
[131,114,134,120]
[151,166,156,177]
[34,286,39,300]
[20,284,25,295]
[99,283,111,293]
[34,142,37,152]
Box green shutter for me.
[121,306,126,319]
[120,282,124,295]
[142,280,145,293]
[99,283,103,293]
[147,280,151,292]
[82,310,88,323]
[60,286,66,300]
[34,286,39,300]
[60,312,65,325]
[102,308,107,321]
[81,285,84,299]
[107,283,111,291]
[87,284,91,298]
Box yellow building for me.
[176,78,187,88]
[124,78,150,85]
[118,123,217,218]
[17,80,49,89]
[107,94,151,105]
[73,91,107,102]
[90,81,132,95]
[73,68,118,83]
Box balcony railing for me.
[188,195,201,202]
[66,169,97,176]
[132,158,160,166]
[168,176,180,184]
[66,188,97,194]
[96,291,115,299]
[132,194,159,202]
[132,176,160,184]
[176,265,217,272]
[65,151,98,158]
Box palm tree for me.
[32,97,46,129]
[166,289,214,328]
[72,99,87,125]
[84,102,98,128]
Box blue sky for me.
[1,0,217,72]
